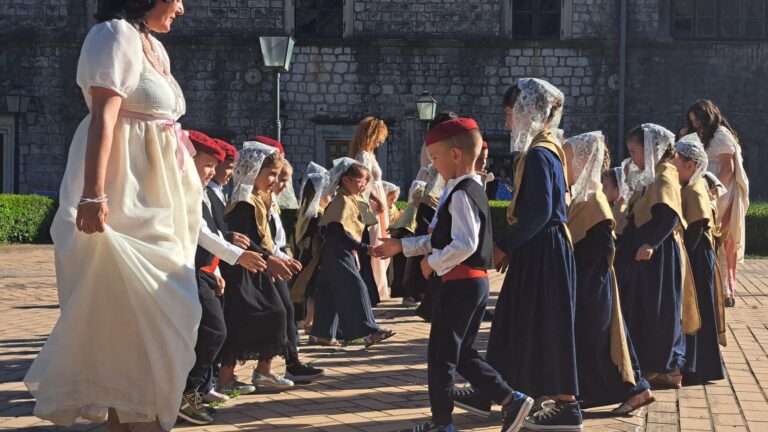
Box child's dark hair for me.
[341,163,371,181]
[428,111,459,131]
[627,125,675,160]
[261,152,284,170]
[601,169,618,188]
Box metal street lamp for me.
[259,36,295,143]
[415,91,438,124]
[3,90,38,125]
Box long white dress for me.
[24,19,202,431]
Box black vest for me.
[206,186,228,232]
[195,202,219,269]
[430,177,493,269]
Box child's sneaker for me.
[398,422,455,432]
[201,388,230,403]
[286,361,325,383]
[500,391,534,432]
[252,371,294,390]
[178,391,214,425]
[453,386,491,416]
[215,379,257,396]
[522,399,583,431]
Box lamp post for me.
[259,36,295,143]
[415,91,438,128]
[3,90,37,125]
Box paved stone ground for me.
[0,245,767,431]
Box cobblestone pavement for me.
[1,245,767,431]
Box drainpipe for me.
[617,0,628,161]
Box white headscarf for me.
[416,164,445,201]
[565,131,606,203]
[275,167,299,210]
[323,157,365,199]
[675,139,709,184]
[229,142,279,206]
[621,157,642,197]
[407,180,426,205]
[381,181,401,200]
[638,123,676,187]
[509,78,565,153]
[299,162,330,219]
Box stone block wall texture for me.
[1,0,767,198]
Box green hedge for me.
[0,194,57,244]
[1,195,767,256]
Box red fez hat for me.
[188,130,225,162]
[424,118,479,146]
[214,139,238,161]
[482,141,488,149]
[249,135,284,154]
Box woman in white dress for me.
[349,116,391,301]
[24,1,202,431]
[687,100,750,307]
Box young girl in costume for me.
[564,131,654,414]
[309,158,396,347]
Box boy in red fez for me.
[181,131,269,424]
[374,119,533,432]
[206,139,238,229]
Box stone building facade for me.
[0,0,766,198]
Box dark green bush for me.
[0,194,57,244]
[745,202,768,256]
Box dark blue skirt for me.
[682,238,725,383]
[616,224,685,374]
[486,223,579,397]
[574,232,649,408]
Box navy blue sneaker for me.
[500,391,534,432]
[453,386,491,416]
[398,422,455,432]
[522,399,583,431]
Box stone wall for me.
[1,0,767,199]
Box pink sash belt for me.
[117,109,196,172]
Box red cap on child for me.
[188,130,226,162]
[215,139,238,161]
[424,118,479,146]
[249,135,284,154]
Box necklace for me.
[140,33,185,114]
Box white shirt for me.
[401,173,482,276]
[199,192,244,275]
[207,181,226,205]
[269,195,291,260]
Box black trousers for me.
[186,270,227,392]
[428,277,513,426]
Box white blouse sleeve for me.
[709,128,737,156]
[76,19,142,98]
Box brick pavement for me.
[0,245,767,431]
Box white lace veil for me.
[621,157,642,197]
[407,180,426,205]
[276,170,299,210]
[509,78,565,153]
[381,181,401,200]
[565,131,606,203]
[229,142,279,206]
[638,123,676,187]
[675,139,709,184]
[323,157,364,199]
[416,164,445,201]
[299,162,329,219]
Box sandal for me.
[364,328,396,348]
[308,336,340,347]
[611,389,656,415]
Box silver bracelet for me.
[77,195,108,207]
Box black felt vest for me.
[206,187,228,232]
[195,202,219,270]
[430,177,493,269]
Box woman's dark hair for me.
[686,99,739,149]
[428,111,459,131]
[601,169,618,187]
[95,0,165,33]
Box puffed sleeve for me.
[708,128,737,156]
[76,19,142,98]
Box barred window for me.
[324,139,349,167]
[295,0,344,38]
[672,0,768,39]
[512,0,561,39]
